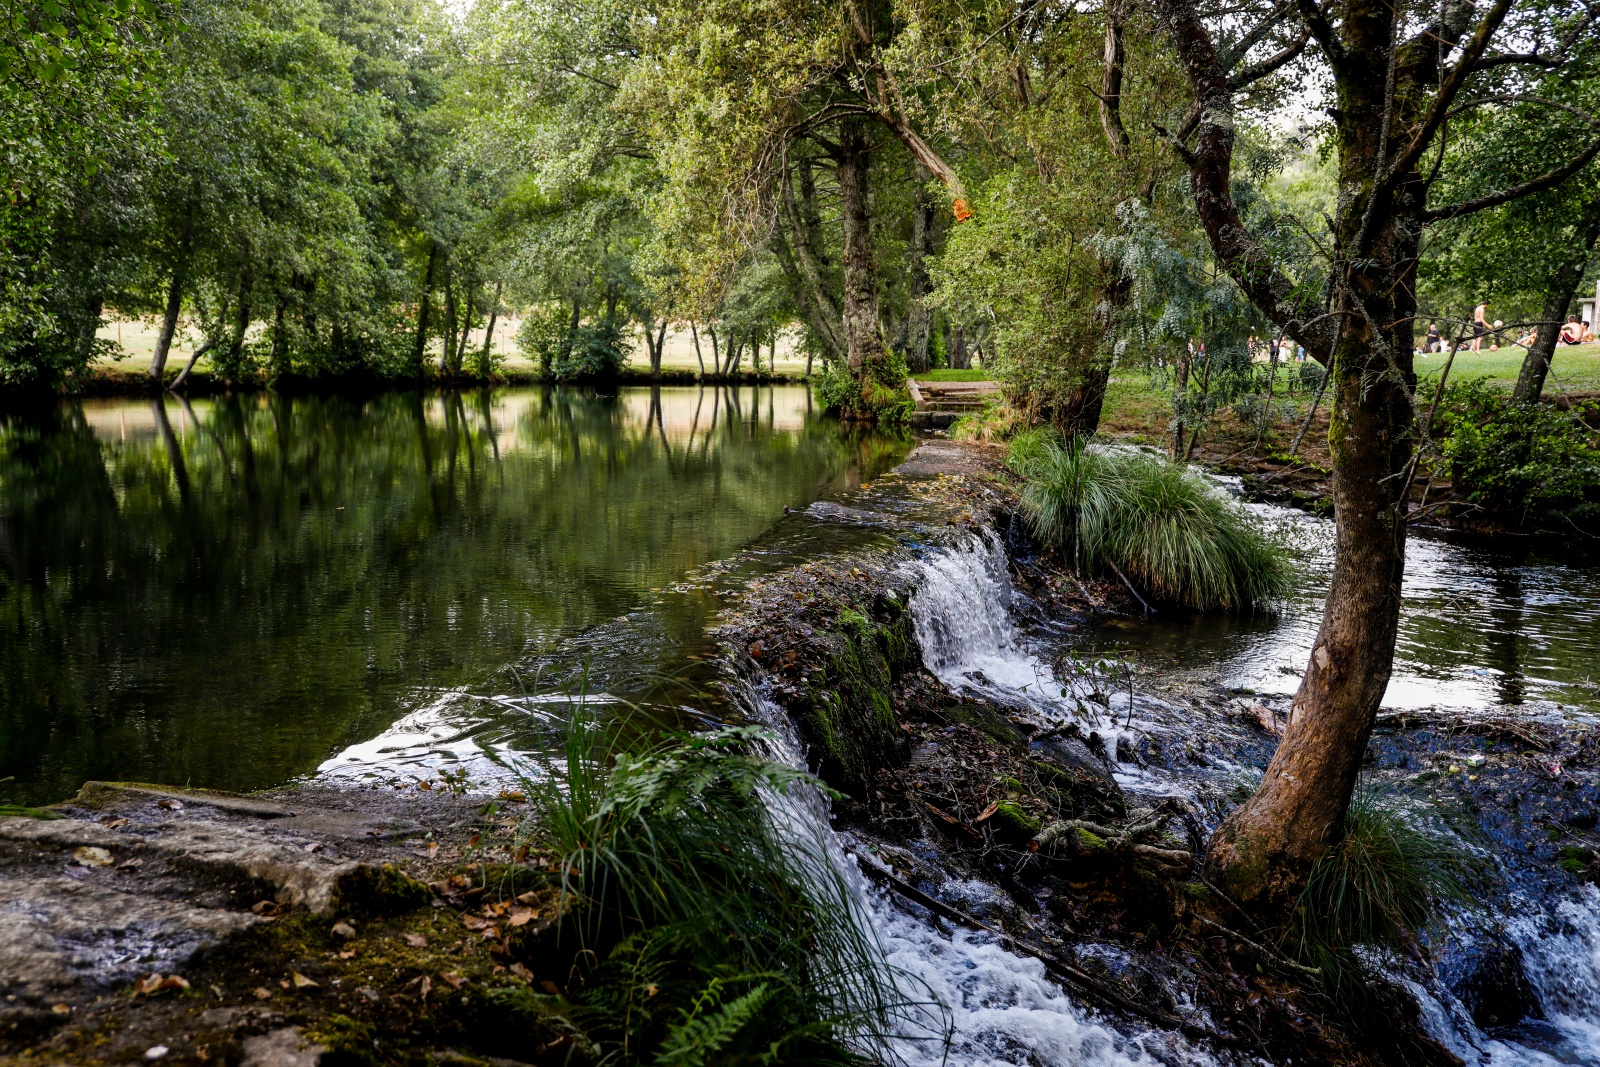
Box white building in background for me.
[1581,277,1599,328]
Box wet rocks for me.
[1441,939,1542,1030]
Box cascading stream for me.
[898,528,1600,1067]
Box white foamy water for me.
[900,532,1600,1066]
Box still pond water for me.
[0,386,907,805]
[4,387,1599,806]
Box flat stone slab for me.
[0,781,463,1018]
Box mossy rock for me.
[334,863,432,916]
[988,801,1042,843]
[795,606,919,800]
[944,704,1028,749]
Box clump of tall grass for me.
[517,703,913,1065]
[1008,429,1292,611]
[1285,784,1484,997]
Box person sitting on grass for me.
[1561,316,1589,345]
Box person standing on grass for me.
[1472,300,1490,352]
[1425,321,1441,354]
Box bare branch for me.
[1228,26,1311,88]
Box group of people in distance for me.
[1417,300,1595,355]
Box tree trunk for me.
[691,323,706,378]
[709,326,721,377]
[439,266,458,374]
[650,318,667,377]
[149,224,194,383]
[835,116,890,410]
[1514,199,1600,402]
[268,298,289,378]
[479,281,503,374]
[413,243,438,377]
[1159,0,1433,910]
[1171,346,1190,458]
[948,323,969,369]
[228,263,254,374]
[453,286,474,373]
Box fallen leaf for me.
[539,980,561,995]
[250,900,281,917]
[403,933,428,948]
[134,974,163,995]
[973,801,1000,823]
[279,980,290,990]
[338,951,356,960]
[467,833,481,848]
[156,798,184,811]
[330,921,357,940]
[417,975,432,1001]
[426,841,440,856]
[253,987,273,1001]
[291,972,319,989]
[51,1003,71,1015]
[497,790,526,803]
[118,857,144,870]
[507,963,532,982]
[515,891,540,905]
[73,846,114,868]
[508,907,538,927]
[461,914,491,931]
[100,817,129,829]
[483,901,508,917]
[438,971,466,990]
[160,976,190,992]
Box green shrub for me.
[521,706,911,1065]
[812,349,912,424]
[516,310,629,381]
[1437,378,1600,528]
[1008,431,1291,611]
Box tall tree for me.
[1152,0,1600,910]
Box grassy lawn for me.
[914,368,994,382]
[1416,341,1600,391]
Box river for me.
[7,391,1600,1064]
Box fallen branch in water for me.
[1195,915,1323,978]
[849,849,1250,1048]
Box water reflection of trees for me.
[0,387,895,805]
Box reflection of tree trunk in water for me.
[152,399,190,502]
[706,389,720,456]
[1487,565,1527,705]
[725,383,743,429]
[179,394,234,483]
[689,387,704,444]
[268,392,293,477]
[411,392,442,517]
[648,386,670,456]
[219,394,259,505]
[475,389,500,461]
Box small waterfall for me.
[742,678,1212,1066]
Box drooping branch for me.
[1099,3,1131,156]
[1154,0,1336,361]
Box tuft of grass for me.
[1008,430,1292,611]
[1286,785,1484,994]
[519,701,914,1065]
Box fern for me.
[653,981,774,1067]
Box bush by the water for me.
[812,350,912,424]
[516,706,910,1064]
[1008,431,1291,611]
[1288,785,1482,996]
[1437,378,1600,529]
[517,309,630,381]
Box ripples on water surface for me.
[0,386,909,805]
[1073,500,1600,716]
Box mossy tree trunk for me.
[834,115,892,415]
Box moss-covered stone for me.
[795,605,918,801]
[333,863,433,917]
[989,801,1042,843]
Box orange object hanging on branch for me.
[952,198,974,222]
